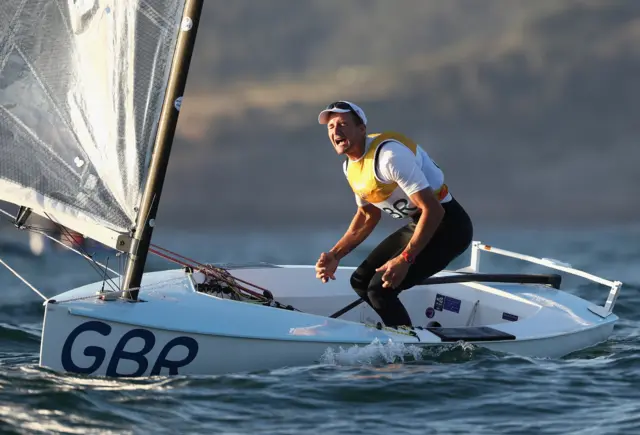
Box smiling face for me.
[326,112,366,159]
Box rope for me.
[0,208,17,221]
[0,206,120,289]
[0,258,47,301]
[149,244,274,301]
[41,211,121,293]
[30,225,120,278]
[0,206,287,307]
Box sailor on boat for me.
[315,101,474,327]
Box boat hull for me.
[41,302,400,376]
[39,264,619,377]
[40,293,437,377]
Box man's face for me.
[326,112,366,156]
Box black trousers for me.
[350,197,473,327]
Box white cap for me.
[317,101,367,125]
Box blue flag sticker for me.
[434,293,461,313]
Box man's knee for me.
[364,274,393,306]
[350,268,370,297]
[349,270,364,290]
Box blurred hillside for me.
[158,0,640,232]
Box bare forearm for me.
[402,206,444,258]
[330,211,379,260]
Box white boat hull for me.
[39,242,622,377]
[42,302,390,376]
[39,268,437,377]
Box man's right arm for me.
[329,204,381,261]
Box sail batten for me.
[0,0,186,250]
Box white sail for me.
[0,0,185,250]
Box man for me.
[314,100,473,327]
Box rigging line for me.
[149,247,267,300]
[31,224,121,293]
[148,247,268,301]
[149,249,304,314]
[0,257,47,301]
[42,212,122,292]
[0,207,16,221]
[0,206,121,291]
[149,244,276,296]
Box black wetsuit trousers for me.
[350,197,473,327]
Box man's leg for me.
[355,198,474,327]
[350,224,415,326]
[364,274,413,326]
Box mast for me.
[122,0,204,300]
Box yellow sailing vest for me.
[346,131,449,205]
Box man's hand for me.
[315,252,339,283]
[376,256,411,289]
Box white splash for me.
[320,338,424,366]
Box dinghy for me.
[0,1,623,377]
[38,241,622,376]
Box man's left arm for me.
[400,188,445,260]
[377,142,446,260]
[376,186,445,288]
[375,143,447,288]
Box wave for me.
[0,322,41,343]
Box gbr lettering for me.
[382,198,418,219]
[61,321,199,376]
